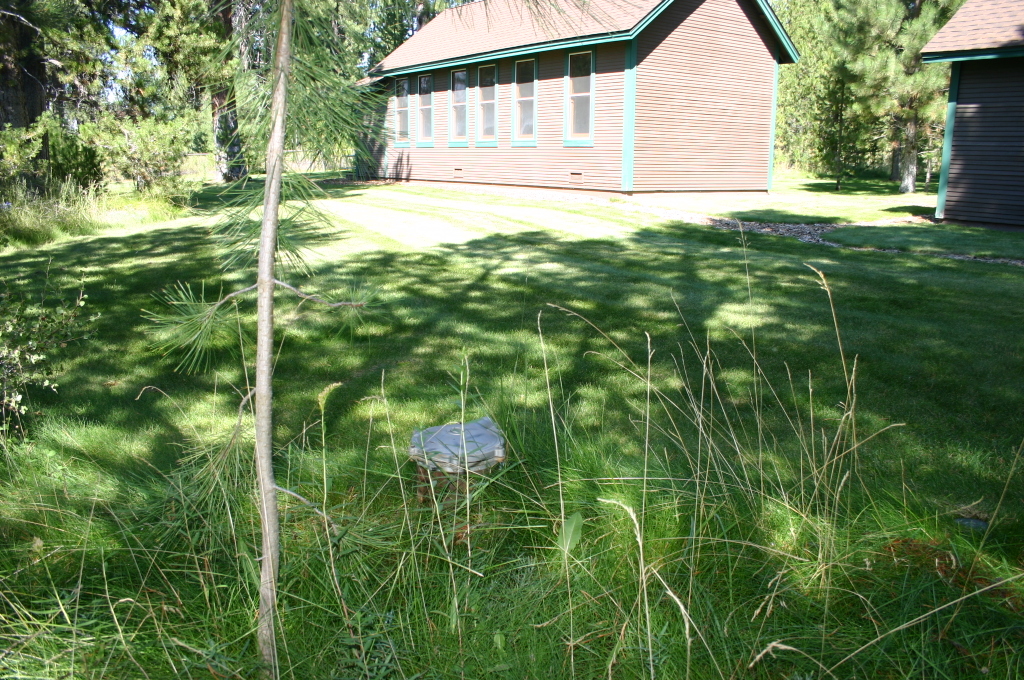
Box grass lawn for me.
[623,169,939,224]
[1,181,1022,679]
[828,221,1024,259]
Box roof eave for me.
[922,45,1024,62]
[372,0,800,77]
[752,0,799,64]
[372,30,632,77]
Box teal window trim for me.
[936,62,960,220]
[767,60,779,191]
[448,67,469,147]
[923,47,1024,63]
[621,39,637,192]
[394,77,411,148]
[416,73,434,146]
[474,63,499,147]
[511,57,538,147]
[563,50,595,147]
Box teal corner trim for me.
[936,62,961,220]
[923,47,1024,63]
[767,60,779,191]
[621,39,637,193]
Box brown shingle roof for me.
[922,0,1024,57]
[373,0,659,73]
[370,0,798,73]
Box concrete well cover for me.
[409,417,506,473]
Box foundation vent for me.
[569,172,584,185]
[453,168,464,179]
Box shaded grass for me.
[0,184,1022,678]
[615,169,939,225]
[829,222,1024,260]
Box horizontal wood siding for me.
[632,0,777,191]
[945,57,1024,226]
[382,44,624,190]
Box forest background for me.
[0,0,965,219]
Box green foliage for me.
[0,124,44,185]
[46,124,105,191]
[0,275,94,439]
[95,114,200,192]
[776,0,963,186]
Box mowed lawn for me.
[2,181,1023,679]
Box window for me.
[567,52,593,140]
[450,69,468,143]
[417,74,433,143]
[477,65,497,143]
[514,59,536,141]
[394,78,410,144]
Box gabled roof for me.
[922,0,1024,62]
[370,0,799,75]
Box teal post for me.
[621,39,637,193]
[767,59,779,191]
[936,62,961,220]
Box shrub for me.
[47,125,105,190]
[1,114,105,193]
[0,275,96,439]
[97,116,195,192]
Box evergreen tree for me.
[832,0,962,193]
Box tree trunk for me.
[254,0,292,676]
[213,4,248,182]
[0,13,46,129]
[834,79,846,191]
[900,112,918,194]
[213,86,247,181]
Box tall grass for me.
[0,179,102,247]
[0,179,194,251]
[1,279,1022,678]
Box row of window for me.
[394,52,594,146]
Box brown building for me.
[922,0,1024,226]
[364,0,798,192]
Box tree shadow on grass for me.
[883,204,936,216]
[1,212,1022,553]
[2,209,1024,680]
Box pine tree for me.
[834,0,963,193]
